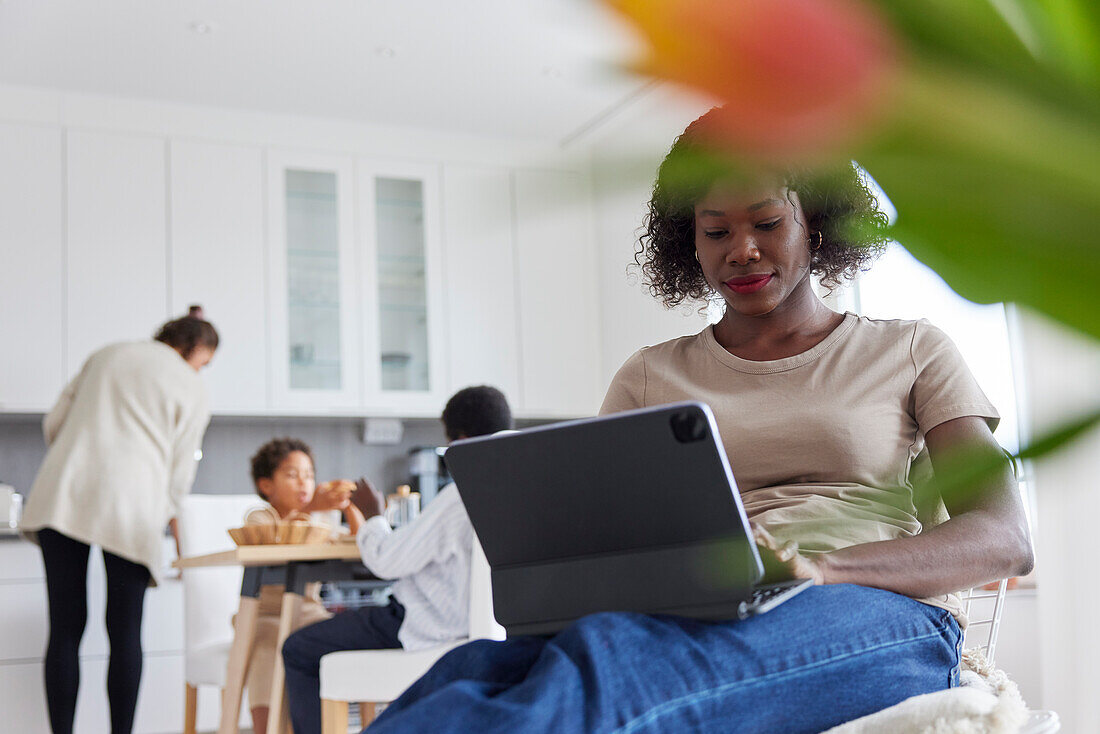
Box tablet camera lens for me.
[670,411,708,443]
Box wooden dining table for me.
[174,540,372,734]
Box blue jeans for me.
[366,585,960,734]
[283,597,405,734]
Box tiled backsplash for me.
[0,415,456,500]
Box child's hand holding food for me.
[311,479,356,511]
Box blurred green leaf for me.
[928,409,1100,501]
[602,0,1100,341]
[868,0,1100,111]
[871,1,1038,84]
[848,1,1100,339]
[856,63,1100,339]
[1015,0,1100,90]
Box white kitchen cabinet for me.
[0,577,49,660]
[0,653,191,734]
[66,131,169,377]
[267,151,361,411]
[441,165,521,405]
[512,169,602,417]
[0,123,64,412]
[0,535,44,580]
[0,660,54,733]
[359,160,448,413]
[0,537,187,734]
[169,141,268,414]
[0,110,604,420]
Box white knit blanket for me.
[820,650,1029,734]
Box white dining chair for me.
[318,539,505,733]
[177,493,265,734]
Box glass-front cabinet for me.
[358,161,446,412]
[267,152,360,410]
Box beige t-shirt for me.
[599,312,999,623]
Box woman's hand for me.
[308,479,356,512]
[751,523,825,585]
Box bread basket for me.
[228,506,334,546]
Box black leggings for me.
[38,528,151,734]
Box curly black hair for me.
[636,108,890,308]
[441,386,514,442]
[249,437,314,498]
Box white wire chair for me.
[959,580,1060,733]
[960,578,1010,665]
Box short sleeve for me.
[910,320,1000,434]
[599,349,647,416]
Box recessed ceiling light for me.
[188,21,218,35]
[375,46,397,59]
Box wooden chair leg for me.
[268,591,304,734]
[359,702,377,727]
[184,682,198,734]
[221,595,260,734]
[321,698,349,734]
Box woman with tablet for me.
[366,108,1034,734]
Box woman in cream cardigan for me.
[22,306,217,734]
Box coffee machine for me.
[407,446,450,507]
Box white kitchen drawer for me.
[142,575,184,654]
[0,659,54,733]
[0,539,183,660]
[0,578,48,659]
[132,653,186,734]
[0,653,194,734]
[0,551,109,659]
[0,539,45,581]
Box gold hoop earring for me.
[694,250,700,262]
[809,232,823,251]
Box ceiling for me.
[0,0,650,143]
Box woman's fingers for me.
[751,523,800,561]
[777,541,799,563]
[751,523,780,550]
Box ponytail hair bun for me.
[155,304,219,358]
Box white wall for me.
[585,87,710,395]
[1012,310,1100,726]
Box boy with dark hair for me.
[441,385,514,442]
[282,386,514,734]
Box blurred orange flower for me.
[607,0,899,158]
